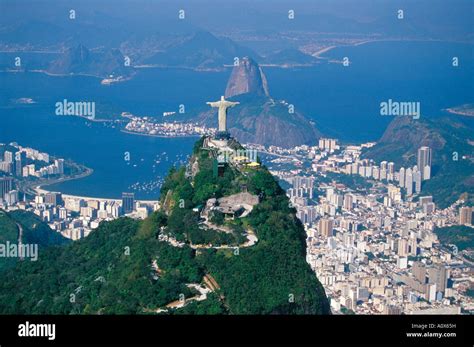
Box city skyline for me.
[0,1,472,345]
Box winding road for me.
[16,222,24,260]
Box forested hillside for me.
[0,137,330,315]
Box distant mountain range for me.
[195,56,321,147]
[143,31,259,70]
[363,116,474,207]
[2,29,322,75]
[3,3,470,74]
[48,44,133,78]
[2,1,472,50]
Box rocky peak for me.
[225,56,269,98]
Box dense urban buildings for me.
[2,132,472,315]
[1,143,158,241]
[247,139,474,314]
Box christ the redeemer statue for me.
[207,96,239,138]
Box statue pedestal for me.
[208,139,228,148]
[207,137,233,152]
[215,131,230,140]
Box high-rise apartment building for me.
[417,146,432,180]
[122,192,135,214]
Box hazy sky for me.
[0,0,472,50]
[1,0,472,32]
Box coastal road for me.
[19,165,94,197]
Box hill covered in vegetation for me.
[363,116,474,208]
[0,210,69,272]
[0,137,330,315]
[435,225,474,252]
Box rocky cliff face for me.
[225,56,269,98]
[199,57,321,148]
[199,94,321,148]
[229,105,320,147]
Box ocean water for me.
[265,41,474,141]
[0,41,472,198]
[0,69,228,199]
[0,104,198,199]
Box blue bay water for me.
[265,41,474,141]
[0,68,229,199]
[0,41,472,198]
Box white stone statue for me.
[207,96,239,133]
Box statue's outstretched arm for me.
[224,101,240,108]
